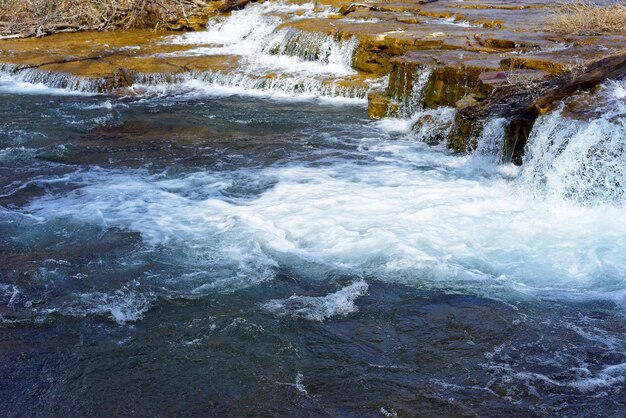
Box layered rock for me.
[346,1,626,159]
[0,0,624,162]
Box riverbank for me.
[0,0,220,38]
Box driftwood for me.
[218,0,253,13]
[340,0,437,16]
[458,49,626,120]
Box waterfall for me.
[405,66,433,115]
[519,79,626,206]
[390,64,433,117]
[0,2,368,101]
[150,1,363,100]
[13,68,107,92]
[474,117,508,162]
[409,107,456,145]
[131,70,368,100]
[0,63,106,94]
[262,28,357,70]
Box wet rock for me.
[388,50,501,110]
[396,17,421,25]
[340,0,438,17]
[450,106,482,153]
[368,91,395,118]
[411,111,454,145]
[339,4,375,16]
[502,111,538,165]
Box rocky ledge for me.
[0,0,624,161]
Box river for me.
[1,2,626,416]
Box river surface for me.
[2,3,626,416]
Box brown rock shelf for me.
[0,0,624,159]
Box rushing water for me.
[2,4,626,416]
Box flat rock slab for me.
[0,0,623,123]
[0,30,245,90]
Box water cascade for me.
[389,63,434,117]
[0,63,107,93]
[151,3,364,100]
[519,81,626,206]
[1,2,626,415]
[0,2,369,101]
[474,117,509,161]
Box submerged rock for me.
[412,110,455,145]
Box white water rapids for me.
[3,5,626,415]
[144,2,365,100]
[5,76,622,312]
[0,2,625,319]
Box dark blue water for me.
[2,88,626,417]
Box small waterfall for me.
[474,118,508,162]
[407,67,433,114]
[409,107,456,145]
[519,79,626,206]
[0,63,18,74]
[131,70,368,100]
[0,2,367,100]
[390,64,433,117]
[154,1,362,99]
[13,68,106,92]
[262,28,357,69]
[0,63,106,93]
[389,64,451,146]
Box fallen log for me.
[340,0,437,16]
[457,49,626,120]
[449,49,626,157]
[218,0,253,13]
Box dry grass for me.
[547,0,626,35]
[0,0,209,37]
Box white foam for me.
[375,117,415,134]
[435,16,476,27]
[511,367,626,393]
[22,133,626,303]
[9,75,626,307]
[168,0,327,48]
[64,285,155,324]
[0,71,94,95]
[375,107,455,139]
[0,284,20,308]
[520,84,626,206]
[149,1,365,101]
[276,372,309,396]
[263,280,368,321]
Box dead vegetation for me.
[0,0,213,38]
[547,0,626,35]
